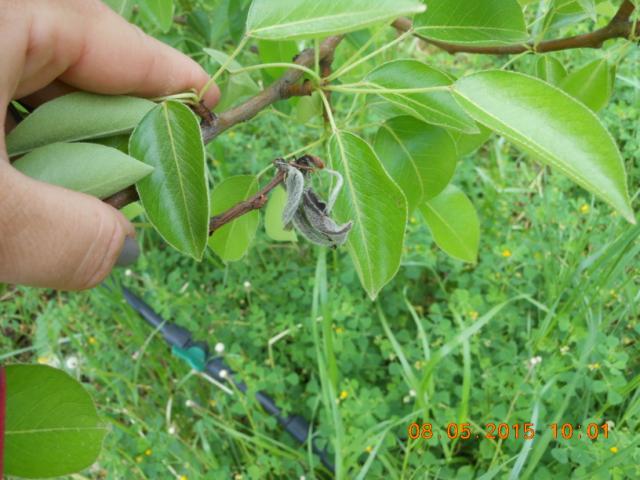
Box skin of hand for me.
[0,0,219,290]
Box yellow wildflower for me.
[144,448,152,456]
[580,204,590,214]
[88,336,97,345]
[502,249,512,258]
[365,446,373,453]
[610,446,618,453]
[339,390,348,400]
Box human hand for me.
[0,0,219,290]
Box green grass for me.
[2,12,640,480]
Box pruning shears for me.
[121,287,334,473]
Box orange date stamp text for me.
[407,422,609,441]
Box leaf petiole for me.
[198,36,250,102]
[226,62,322,82]
[327,28,414,81]
[324,83,451,95]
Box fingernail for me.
[116,236,140,267]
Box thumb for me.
[0,164,137,290]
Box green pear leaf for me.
[265,186,297,242]
[453,70,634,223]
[246,0,425,40]
[366,60,478,133]
[420,185,480,263]
[535,55,568,86]
[448,124,492,156]
[138,0,174,32]
[4,365,107,479]
[208,175,261,261]
[560,58,615,112]
[414,0,528,45]
[13,142,153,199]
[329,131,408,299]
[204,48,261,112]
[129,101,209,260]
[374,116,458,212]
[7,92,154,157]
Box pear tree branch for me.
[104,35,343,210]
[104,0,637,215]
[393,0,637,54]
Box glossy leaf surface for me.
[453,71,634,222]
[414,0,528,45]
[329,131,408,299]
[130,101,209,259]
[246,0,425,40]
[366,60,478,133]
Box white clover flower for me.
[214,342,225,354]
[65,356,79,370]
[243,280,251,291]
[527,356,542,369]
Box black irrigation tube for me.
[121,286,335,474]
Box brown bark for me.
[208,168,286,234]
[199,35,343,143]
[393,0,636,55]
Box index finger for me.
[17,0,219,107]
